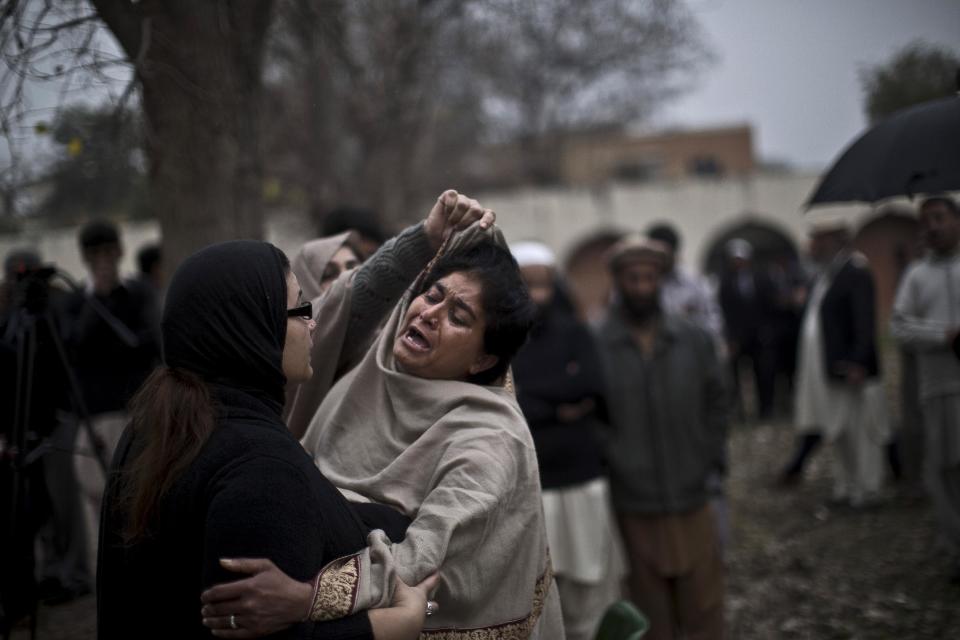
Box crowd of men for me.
[2,194,959,640]
[513,195,960,639]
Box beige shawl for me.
[291,232,354,301]
[285,233,362,440]
[301,224,564,638]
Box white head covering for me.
[725,238,753,260]
[511,241,556,268]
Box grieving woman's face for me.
[394,271,498,381]
[282,271,317,383]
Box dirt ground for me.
[10,421,960,640]
[725,422,960,639]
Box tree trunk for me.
[93,1,274,271]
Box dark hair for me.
[122,252,292,541]
[416,242,536,385]
[137,244,162,275]
[79,219,120,251]
[921,195,960,216]
[121,366,215,541]
[321,207,386,244]
[646,222,680,251]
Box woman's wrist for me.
[369,608,423,640]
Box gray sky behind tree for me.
[659,0,960,170]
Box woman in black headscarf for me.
[97,240,433,640]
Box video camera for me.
[11,263,59,314]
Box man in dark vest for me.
[789,219,887,507]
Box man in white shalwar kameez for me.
[793,222,888,507]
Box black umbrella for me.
[806,94,960,207]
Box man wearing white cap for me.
[510,240,623,640]
[791,218,887,507]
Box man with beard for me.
[891,195,960,583]
[596,235,727,640]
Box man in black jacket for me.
[61,220,161,580]
[719,239,778,421]
[787,221,887,506]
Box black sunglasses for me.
[286,301,312,320]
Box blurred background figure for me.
[719,238,778,422]
[135,243,164,299]
[789,221,887,507]
[891,195,960,583]
[765,254,808,416]
[647,222,725,349]
[511,240,622,640]
[319,206,387,261]
[597,236,727,640]
[61,220,161,579]
[291,232,362,300]
[1,248,82,608]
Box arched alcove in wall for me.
[700,216,800,277]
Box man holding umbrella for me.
[891,195,960,583]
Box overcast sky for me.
[658,0,960,170]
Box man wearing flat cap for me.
[596,235,728,640]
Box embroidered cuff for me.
[309,554,362,622]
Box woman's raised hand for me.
[424,190,495,250]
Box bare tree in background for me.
[2,0,709,249]
[265,0,710,227]
[471,0,711,182]
[266,0,486,228]
[1,0,274,269]
[0,1,122,219]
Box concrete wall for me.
[0,172,909,284]
[0,211,317,283]
[479,172,835,272]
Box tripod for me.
[1,269,133,639]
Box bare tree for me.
[2,0,709,252]
[1,0,275,269]
[0,1,121,220]
[266,0,485,229]
[265,0,711,223]
[463,0,710,182]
